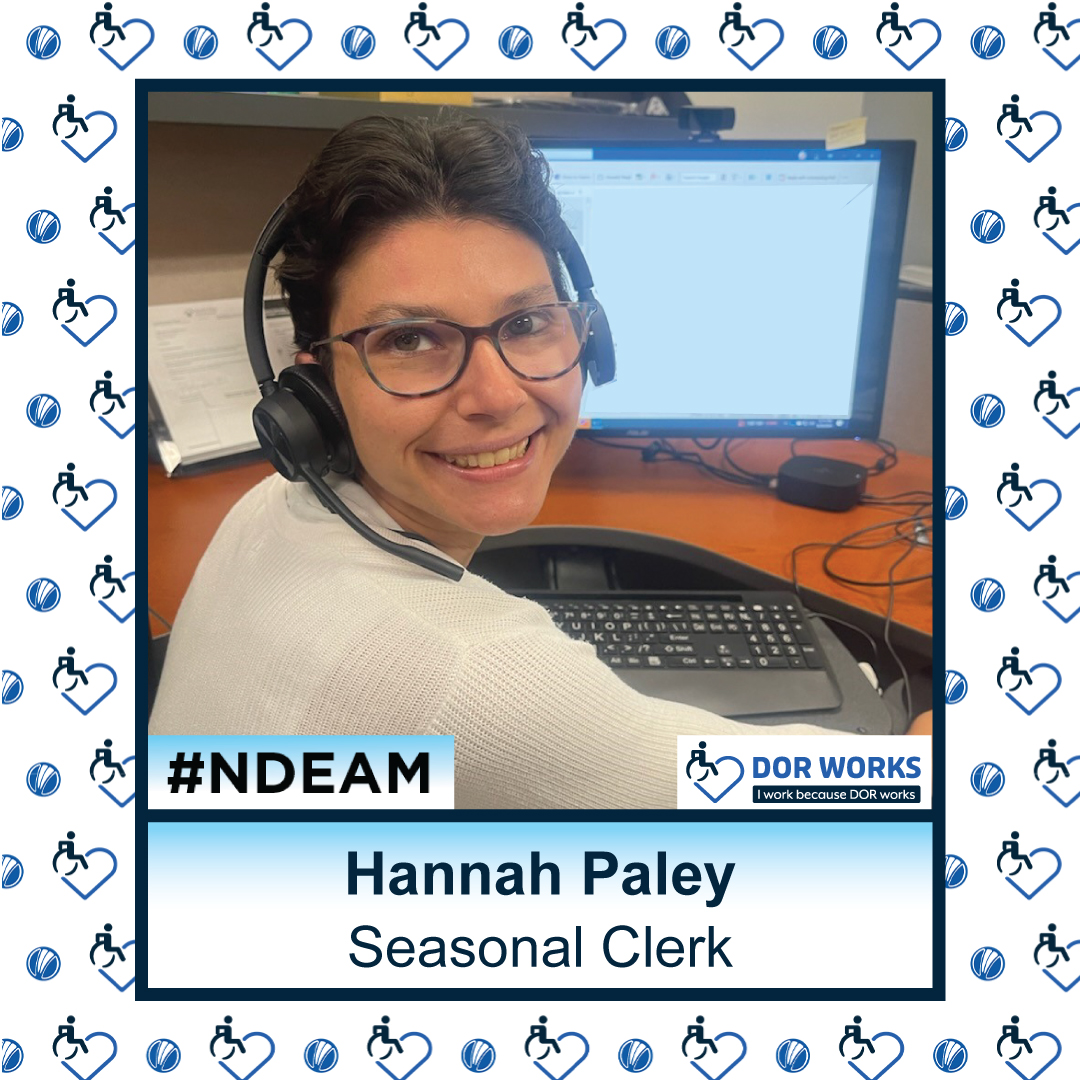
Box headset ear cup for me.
[274,365,354,475]
[583,303,616,386]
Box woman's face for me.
[299,217,583,565]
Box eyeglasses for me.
[310,301,598,398]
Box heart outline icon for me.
[532,1032,589,1080]
[61,847,117,900]
[218,1032,276,1080]
[1042,941,1080,990]
[61,479,118,532]
[60,294,118,347]
[1042,202,1080,254]
[1043,388,1080,438]
[98,19,155,70]
[414,19,470,70]
[97,939,136,991]
[1004,1032,1062,1080]
[99,754,136,808]
[98,203,136,255]
[1006,663,1062,715]
[61,662,118,716]
[1043,572,1080,623]
[1043,755,1080,807]
[572,19,627,70]
[1004,295,1061,347]
[1043,18,1080,68]
[885,18,941,70]
[376,1032,433,1080]
[1005,111,1062,163]
[847,1032,904,1080]
[60,1031,117,1080]
[99,571,136,623]
[98,387,136,438]
[690,1031,746,1080]
[1005,847,1062,900]
[728,19,784,70]
[256,19,312,70]
[61,112,118,163]
[695,756,745,803]
[1005,479,1062,532]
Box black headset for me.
[244,194,616,582]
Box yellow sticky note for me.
[826,117,868,150]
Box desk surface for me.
[148,438,932,641]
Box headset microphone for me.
[244,193,615,581]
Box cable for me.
[722,438,778,485]
[148,606,173,631]
[582,435,771,489]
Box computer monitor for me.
[533,140,916,440]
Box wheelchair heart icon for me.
[257,19,312,70]
[689,1031,746,1080]
[1005,847,1062,900]
[885,18,941,70]
[218,1033,276,1080]
[61,847,117,901]
[97,939,136,991]
[98,388,136,439]
[99,572,136,623]
[1005,479,1062,531]
[60,295,118,347]
[572,19,627,70]
[98,755,136,808]
[1004,1031,1062,1080]
[1043,942,1080,991]
[847,1032,905,1080]
[727,19,784,70]
[414,19,470,70]
[1004,295,1061,347]
[98,19,155,70]
[60,1031,117,1080]
[532,1032,589,1080]
[1005,111,1062,163]
[1006,663,1062,716]
[1042,755,1080,808]
[61,111,118,163]
[60,479,118,532]
[61,663,118,716]
[1043,572,1080,623]
[694,756,745,803]
[98,204,136,255]
[375,1032,433,1080]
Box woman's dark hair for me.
[274,113,570,377]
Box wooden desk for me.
[149,438,932,647]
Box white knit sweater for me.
[150,473,834,808]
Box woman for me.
[150,114,925,807]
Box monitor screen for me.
[535,142,913,439]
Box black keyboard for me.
[528,590,842,718]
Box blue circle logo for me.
[461,1039,496,1072]
[1,118,24,152]
[933,1039,968,1072]
[2,854,24,888]
[1,487,23,520]
[26,946,60,980]
[970,577,1005,612]
[1,301,24,335]
[617,1039,652,1072]
[813,25,847,58]
[26,577,60,612]
[26,25,61,59]
[2,1038,24,1073]
[944,671,968,704]
[971,393,1004,428]
[26,210,60,244]
[1,671,24,705]
[971,25,1005,58]
[970,209,1004,243]
[944,119,968,151]
[970,946,1005,981]
[776,1038,810,1072]
[970,762,1005,796]
[498,25,533,59]
[147,1039,182,1073]
[656,26,690,59]
[944,854,968,888]
[342,25,376,59]
[304,1039,338,1072]
[944,302,967,336]
[944,487,967,520]
[26,762,61,796]
[26,393,60,428]
[183,26,218,59]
